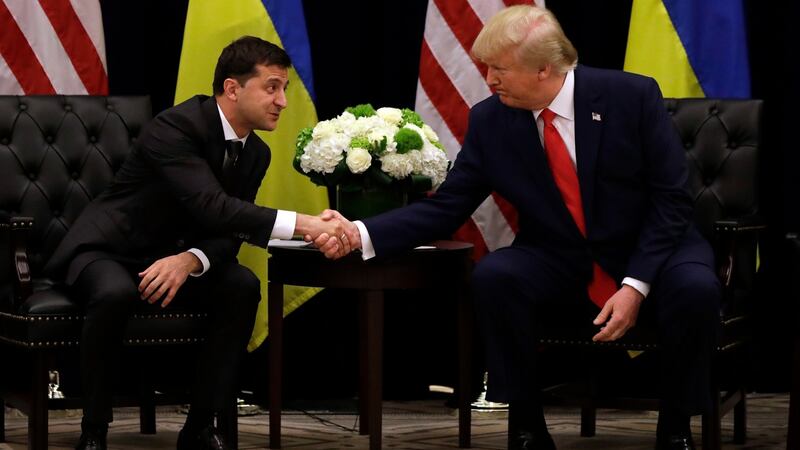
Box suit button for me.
[244,234,250,240]
[238,233,245,239]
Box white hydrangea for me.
[415,142,449,188]
[299,133,348,174]
[380,152,414,179]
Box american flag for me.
[0,0,107,95]
[415,0,543,258]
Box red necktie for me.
[540,108,617,308]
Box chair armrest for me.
[714,215,767,234]
[713,216,763,317]
[9,216,34,306]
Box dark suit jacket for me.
[47,95,278,284]
[363,65,708,286]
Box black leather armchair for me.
[534,98,764,450]
[0,96,236,449]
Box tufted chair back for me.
[666,98,762,240]
[0,96,151,275]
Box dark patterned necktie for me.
[223,140,243,191]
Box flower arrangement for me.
[293,104,450,194]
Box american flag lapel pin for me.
[592,112,602,122]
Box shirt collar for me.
[533,70,575,121]
[216,103,249,144]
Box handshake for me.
[296,209,361,260]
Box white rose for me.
[346,147,372,174]
[376,107,403,126]
[422,124,440,143]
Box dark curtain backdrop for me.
[95,0,797,400]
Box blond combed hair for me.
[472,5,578,74]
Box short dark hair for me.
[212,36,292,95]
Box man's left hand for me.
[138,252,202,307]
[592,284,644,342]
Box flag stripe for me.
[0,54,25,94]
[492,192,520,233]
[415,83,462,161]
[68,0,106,70]
[418,41,471,144]
[433,0,486,78]
[473,196,516,251]
[39,0,108,94]
[424,1,491,110]
[262,0,315,100]
[467,0,506,23]
[3,0,88,94]
[0,1,56,94]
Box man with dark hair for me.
[47,36,348,450]
[316,5,719,450]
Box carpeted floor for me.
[2,393,789,449]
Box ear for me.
[537,64,552,81]
[222,78,239,101]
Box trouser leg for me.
[73,259,140,425]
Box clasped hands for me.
[301,209,361,259]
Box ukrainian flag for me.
[175,0,328,351]
[624,0,750,98]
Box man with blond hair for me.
[315,5,717,450]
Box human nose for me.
[275,88,288,109]
[485,68,498,87]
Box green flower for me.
[431,140,446,152]
[345,103,377,118]
[295,127,313,155]
[394,128,423,154]
[350,136,371,150]
[400,108,423,127]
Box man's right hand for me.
[309,209,360,259]
[295,212,352,258]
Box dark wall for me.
[97,0,797,398]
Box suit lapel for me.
[573,66,604,233]
[508,106,580,232]
[200,96,227,180]
[509,108,551,185]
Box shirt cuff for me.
[622,277,650,298]
[271,210,296,240]
[354,220,376,260]
[186,248,210,277]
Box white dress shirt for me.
[356,71,649,298]
[186,105,296,276]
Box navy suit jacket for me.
[47,95,279,284]
[363,65,708,287]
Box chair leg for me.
[701,387,721,450]
[217,401,238,450]
[580,405,596,437]
[29,352,49,450]
[733,388,746,444]
[1,397,6,442]
[138,388,156,435]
